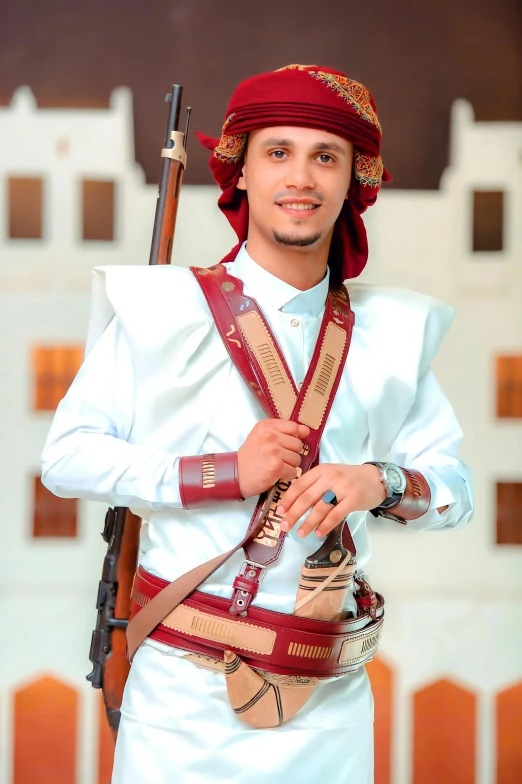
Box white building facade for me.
[0,88,520,783]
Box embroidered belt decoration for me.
[126,263,385,729]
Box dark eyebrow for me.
[312,141,346,154]
[260,138,346,154]
[260,137,294,148]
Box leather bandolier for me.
[127,264,385,728]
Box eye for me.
[317,153,334,164]
[270,149,288,159]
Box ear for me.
[237,161,247,191]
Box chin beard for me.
[272,230,321,248]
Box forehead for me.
[248,125,351,152]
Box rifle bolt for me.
[102,645,110,653]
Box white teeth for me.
[282,203,316,210]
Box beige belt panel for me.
[161,604,277,656]
[338,618,383,667]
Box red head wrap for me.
[197,64,391,280]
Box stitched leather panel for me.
[298,322,347,430]
[237,311,297,420]
[162,604,277,655]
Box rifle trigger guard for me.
[161,131,187,168]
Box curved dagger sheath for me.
[224,520,358,728]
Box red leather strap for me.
[378,468,432,523]
[192,266,276,419]
[179,452,243,509]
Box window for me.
[33,345,83,411]
[14,676,78,782]
[496,356,522,418]
[8,177,43,239]
[33,476,77,538]
[496,482,522,545]
[473,191,504,252]
[82,179,115,241]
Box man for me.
[42,65,473,783]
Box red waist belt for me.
[131,567,384,678]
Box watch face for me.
[385,464,407,494]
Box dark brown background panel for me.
[473,191,504,252]
[82,180,115,241]
[33,476,78,538]
[0,0,520,189]
[496,482,522,545]
[8,178,43,239]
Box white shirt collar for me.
[230,242,329,317]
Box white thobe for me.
[42,243,473,784]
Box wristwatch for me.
[364,461,407,511]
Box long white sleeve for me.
[389,369,474,531]
[41,317,184,510]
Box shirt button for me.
[290,318,300,327]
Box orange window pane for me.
[413,679,476,784]
[82,180,115,241]
[9,177,43,239]
[366,656,393,784]
[496,682,522,784]
[497,356,522,418]
[473,190,504,252]
[496,482,522,545]
[33,345,83,411]
[33,476,77,538]
[13,675,78,784]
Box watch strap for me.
[370,467,431,523]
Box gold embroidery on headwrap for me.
[309,72,381,131]
[354,150,383,188]
[276,64,319,71]
[214,113,247,163]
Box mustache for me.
[273,190,325,203]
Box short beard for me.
[273,230,321,248]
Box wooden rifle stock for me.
[87,84,190,738]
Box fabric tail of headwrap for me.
[224,520,357,729]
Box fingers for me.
[279,463,301,483]
[292,500,335,538]
[280,449,302,468]
[270,420,310,439]
[277,470,318,516]
[278,434,308,455]
[279,476,327,532]
[313,498,353,537]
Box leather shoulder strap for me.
[192,265,285,419]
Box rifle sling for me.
[126,265,355,661]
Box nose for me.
[284,153,316,191]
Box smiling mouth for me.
[277,203,320,212]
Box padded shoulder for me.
[347,283,455,376]
[86,265,212,355]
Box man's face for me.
[237,126,353,250]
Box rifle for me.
[87,84,191,739]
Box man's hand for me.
[277,463,387,538]
[237,420,310,498]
